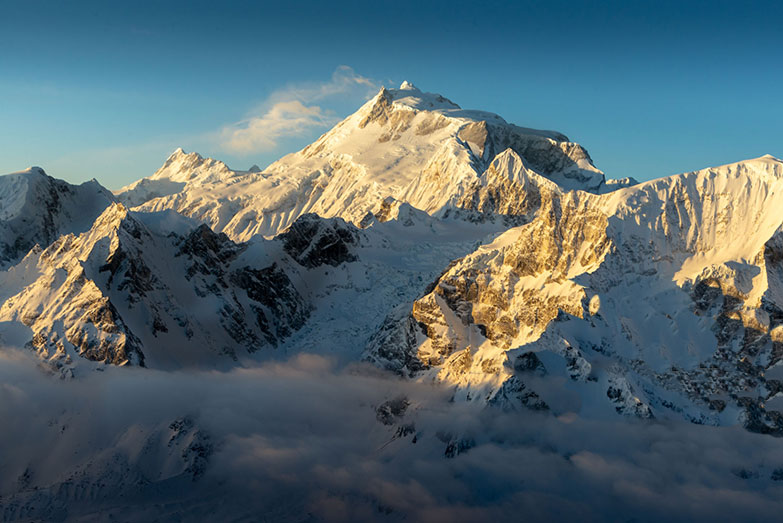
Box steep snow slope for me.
[276,210,507,363]
[0,167,115,268]
[118,83,605,240]
[366,155,783,432]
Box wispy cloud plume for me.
[220,66,379,154]
[220,100,334,153]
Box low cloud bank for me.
[2,347,783,522]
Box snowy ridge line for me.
[116,82,606,241]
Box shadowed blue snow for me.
[1,0,782,187]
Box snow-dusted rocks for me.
[278,213,359,268]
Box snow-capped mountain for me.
[116,82,606,240]
[0,167,115,268]
[4,80,783,438]
[0,203,311,372]
[117,149,240,208]
[3,83,782,436]
[366,154,783,433]
[4,80,783,521]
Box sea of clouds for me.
[2,345,783,522]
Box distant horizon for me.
[2,0,782,188]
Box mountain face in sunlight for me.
[116,83,604,241]
[2,83,783,522]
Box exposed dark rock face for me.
[100,244,158,303]
[229,264,310,346]
[364,306,427,377]
[513,351,547,375]
[436,431,475,459]
[489,376,549,412]
[176,224,246,280]
[165,417,213,480]
[279,213,359,268]
[375,396,410,426]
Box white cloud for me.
[273,65,377,103]
[220,100,335,153]
[219,66,379,154]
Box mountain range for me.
[2,82,783,520]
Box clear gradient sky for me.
[1,0,781,189]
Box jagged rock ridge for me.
[0,204,315,371]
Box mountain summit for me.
[117,84,605,240]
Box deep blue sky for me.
[1,0,781,188]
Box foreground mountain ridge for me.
[0,202,315,372]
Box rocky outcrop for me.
[366,155,783,428]
[279,214,359,268]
